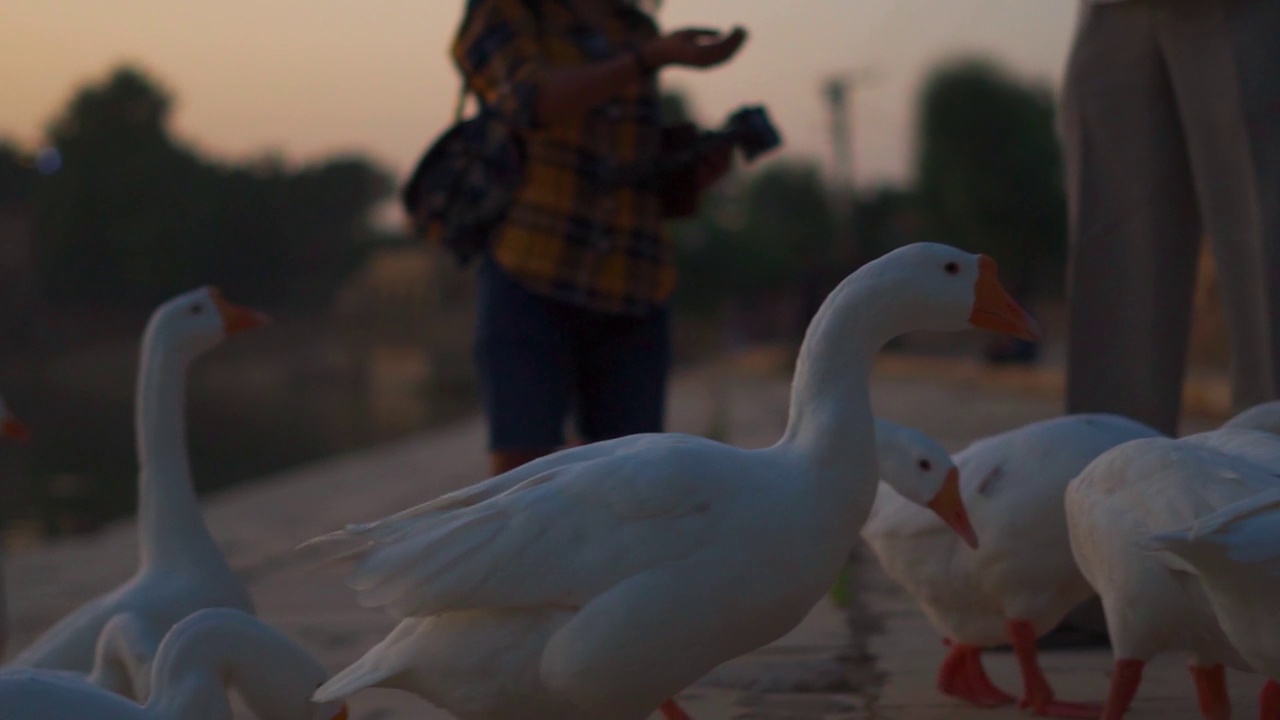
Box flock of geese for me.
[0,242,1275,720]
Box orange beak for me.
[1,417,29,441]
[330,704,349,720]
[927,467,979,549]
[969,255,1040,341]
[211,288,269,336]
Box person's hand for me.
[643,26,747,70]
[696,142,733,190]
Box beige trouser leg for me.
[1061,0,1280,638]
[1161,0,1280,414]
[1063,0,1280,435]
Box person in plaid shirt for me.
[454,0,746,476]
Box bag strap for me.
[453,0,544,123]
[452,0,483,122]
[453,77,470,123]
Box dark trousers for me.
[473,256,671,451]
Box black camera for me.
[654,105,782,218]
[706,105,782,162]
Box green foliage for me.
[851,185,918,263]
[661,88,836,315]
[734,162,835,294]
[914,58,1066,297]
[0,142,36,203]
[21,65,394,310]
[670,161,837,315]
[669,59,1069,320]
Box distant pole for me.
[823,77,852,191]
[824,68,879,194]
[822,68,879,266]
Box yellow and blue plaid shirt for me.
[453,0,674,315]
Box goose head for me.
[856,243,1040,341]
[142,286,269,361]
[874,419,978,548]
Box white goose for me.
[1221,400,1280,436]
[305,243,1037,720]
[1065,437,1280,719]
[0,607,348,719]
[1182,426,1280,470]
[7,287,266,701]
[1144,486,1280,720]
[0,392,31,660]
[870,419,970,541]
[862,413,1160,717]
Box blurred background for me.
[0,1,1229,545]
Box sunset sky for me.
[1,1,1080,187]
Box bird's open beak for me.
[927,467,979,549]
[211,287,269,336]
[1,417,29,441]
[969,255,1040,341]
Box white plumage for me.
[6,288,266,701]
[1221,400,1280,437]
[306,243,1038,720]
[0,608,348,720]
[1065,436,1280,718]
[863,414,1159,716]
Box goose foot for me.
[1191,664,1230,720]
[660,698,693,720]
[1261,679,1280,720]
[1102,658,1144,720]
[1008,619,1102,718]
[937,639,1016,707]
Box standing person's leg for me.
[1062,2,1204,437]
[473,257,574,476]
[573,305,671,444]
[1057,1,1203,641]
[1159,0,1280,413]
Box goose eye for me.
[918,459,932,471]
[944,262,959,275]
[189,304,204,316]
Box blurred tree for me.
[850,184,918,262]
[914,58,1066,301]
[669,198,737,315]
[34,67,201,305]
[30,64,394,311]
[0,142,42,343]
[0,142,36,204]
[660,87,695,126]
[660,89,839,335]
[663,87,740,315]
[193,155,392,308]
[733,162,834,297]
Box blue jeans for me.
[473,257,670,451]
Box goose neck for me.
[134,338,216,566]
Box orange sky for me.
[1,1,1079,187]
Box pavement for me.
[2,352,1257,719]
